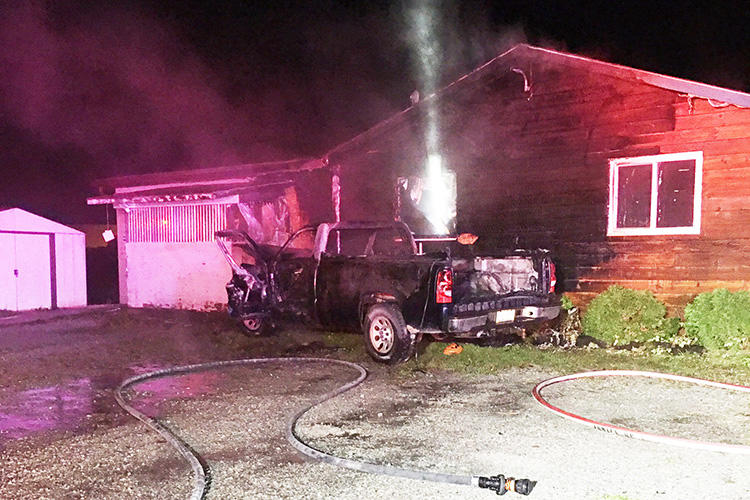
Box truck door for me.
[270,227,316,320]
[314,228,373,328]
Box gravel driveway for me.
[2,308,749,499]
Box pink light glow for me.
[122,363,227,416]
[0,378,94,440]
[0,366,226,442]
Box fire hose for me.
[115,357,533,499]
[533,370,750,455]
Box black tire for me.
[363,304,415,364]
[239,315,271,336]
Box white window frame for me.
[607,151,703,236]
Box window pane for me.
[371,227,411,256]
[617,164,652,228]
[326,229,371,255]
[657,160,695,228]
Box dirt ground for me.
[1,308,749,500]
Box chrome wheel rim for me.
[243,317,261,333]
[369,316,394,355]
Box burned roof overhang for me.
[88,157,328,207]
[93,157,323,193]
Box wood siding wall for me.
[333,54,750,306]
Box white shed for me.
[0,208,87,311]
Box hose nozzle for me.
[477,475,535,495]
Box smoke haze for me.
[0,0,745,223]
[0,1,288,175]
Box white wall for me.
[124,242,231,309]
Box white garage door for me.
[0,233,52,311]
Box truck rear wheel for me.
[363,304,415,364]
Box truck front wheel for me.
[363,304,415,364]
[240,314,270,336]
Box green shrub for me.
[684,289,750,350]
[560,294,575,311]
[581,286,679,346]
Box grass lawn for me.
[323,331,750,384]
[99,309,750,386]
[411,342,750,383]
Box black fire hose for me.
[115,357,534,498]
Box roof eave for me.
[522,45,750,107]
[328,44,749,158]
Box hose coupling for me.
[477,474,535,495]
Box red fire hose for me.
[533,370,750,455]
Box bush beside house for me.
[570,286,750,352]
[580,286,680,346]
[684,289,750,351]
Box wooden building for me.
[325,44,750,306]
[89,44,749,309]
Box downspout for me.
[331,164,341,254]
[331,164,341,224]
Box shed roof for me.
[0,208,83,235]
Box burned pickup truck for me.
[216,222,560,364]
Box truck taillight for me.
[436,269,453,304]
[549,261,557,294]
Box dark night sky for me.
[1,0,748,224]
